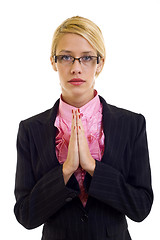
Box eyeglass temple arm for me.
[54,55,57,63]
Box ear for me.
[50,56,58,71]
[96,58,104,74]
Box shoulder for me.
[22,108,52,123]
[99,95,145,117]
[19,99,60,128]
[99,95,146,132]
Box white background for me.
[0,0,160,239]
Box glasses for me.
[54,55,101,66]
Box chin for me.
[71,89,84,97]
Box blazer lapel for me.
[99,96,128,170]
[31,99,60,178]
[43,99,60,169]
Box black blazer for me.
[14,96,153,240]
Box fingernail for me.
[79,115,81,119]
[78,109,80,113]
[79,126,81,130]
[72,109,73,114]
[73,115,74,119]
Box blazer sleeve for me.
[14,121,78,230]
[88,114,153,222]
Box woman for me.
[14,16,153,240]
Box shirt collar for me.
[58,90,101,122]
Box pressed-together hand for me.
[62,109,79,184]
[76,110,96,176]
[62,110,96,184]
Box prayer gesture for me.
[62,109,95,184]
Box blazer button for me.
[81,214,88,222]
[65,197,73,202]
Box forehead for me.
[56,33,96,55]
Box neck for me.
[61,90,95,108]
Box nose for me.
[70,59,82,75]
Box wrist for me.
[62,162,75,185]
[84,157,96,176]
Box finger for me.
[71,109,77,135]
[76,109,84,132]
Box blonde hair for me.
[51,16,106,77]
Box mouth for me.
[68,78,86,86]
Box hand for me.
[62,109,96,184]
[62,110,79,184]
[76,110,96,176]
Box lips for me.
[68,78,85,86]
[68,78,85,83]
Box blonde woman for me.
[14,16,153,240]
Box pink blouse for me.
[54,90,105,207]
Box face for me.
[51,33,103,106]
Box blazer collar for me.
[41,95,110,125]
[38,96,123,141]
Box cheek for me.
[89,67,97,79]
[83,65,97,75]
[57,67,67,79]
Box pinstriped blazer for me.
[14,96,153,240]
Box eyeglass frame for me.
[54,55,101,65]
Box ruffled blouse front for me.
[54,90,105,206]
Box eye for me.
[81,56,93,61]
[60,55,72,61]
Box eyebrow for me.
[58,50,72,54]
[58,50,96,55]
